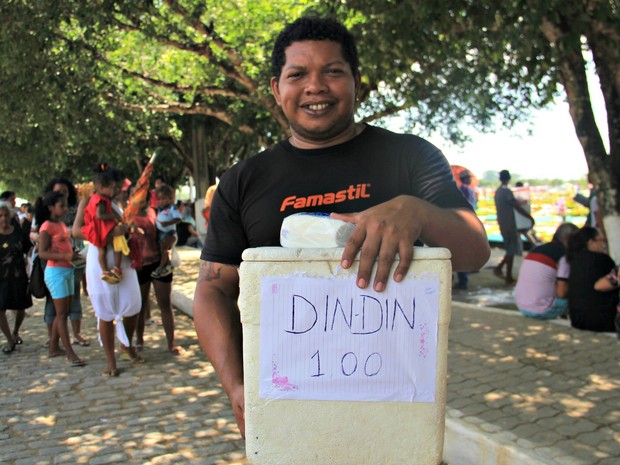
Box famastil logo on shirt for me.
[279,183,371,212]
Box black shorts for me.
[137,262,173,285]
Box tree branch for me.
[158,135,194,170]
[110,96,253,134]
[113,15,214,58]
[359,104,409,124]
[162,0,257,92]
[108,59,251,101]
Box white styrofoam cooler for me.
[239,247,452,465]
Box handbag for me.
[170,246,181,268]
[28,254,47,299]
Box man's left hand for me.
[331,196,420,292]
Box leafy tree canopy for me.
[1,1,619,258]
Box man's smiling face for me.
[271,40,360,149]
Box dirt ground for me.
[451,247,523,311]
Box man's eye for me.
[326,68,344,75]
[287,72,303,79]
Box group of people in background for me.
[0,165,190,374]
[489,166,620,334]
[513,222,619,334]
[514,221,619,334]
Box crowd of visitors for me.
[2,166,618,379]
[489,168,619,333]
[0,165,199,373]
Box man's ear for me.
[270,77,282,106]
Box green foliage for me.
[1,0,618,222]
[344,0,563,143]
[0,0,176,198]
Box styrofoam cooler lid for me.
[241,246,451,262]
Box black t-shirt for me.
[176,222,191,246]
[568,250,618,332]
[202,125,471,265]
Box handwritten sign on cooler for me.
[259,273,440,402]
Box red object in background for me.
[123,152,157,225]
[451,165,479,188]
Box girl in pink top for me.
[37,191,85,366]
[83,164,123,284]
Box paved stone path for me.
[446,303,619,465]
[1,294,247,465]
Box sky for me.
[388,99,603,181]
[436,102,591,181]
[388,61,607,181]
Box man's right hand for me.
[229,384,246,438]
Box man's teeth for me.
[307,103,329,110]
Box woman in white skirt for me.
[74,168,141,376]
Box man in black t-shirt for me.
[193,17,490,437]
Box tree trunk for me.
[191,118,210,200]
[541,15,620,260]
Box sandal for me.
[102,368,120,377]
[110,267,123,280]
[13,335,23,345]
[68,357,86,367]
[101,271,120,284]
[3,341,17,354]
[121,346,145,364]
[72,337,90,347]
[169,346,185,356]
[130,353,145,364]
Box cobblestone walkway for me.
[1,294,247,465]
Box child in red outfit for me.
[83,165,123,284]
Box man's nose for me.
[305,72,328,93]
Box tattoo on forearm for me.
[198,261,221,283]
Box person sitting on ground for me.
[514,222,579,320]
[152,184,182,278]
[566,226,618,332]
[593,266,620,338]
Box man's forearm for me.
[193,262,243,396]
[417,201,490,272]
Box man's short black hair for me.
[271,16,359,81]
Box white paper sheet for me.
[259,273,439,402]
